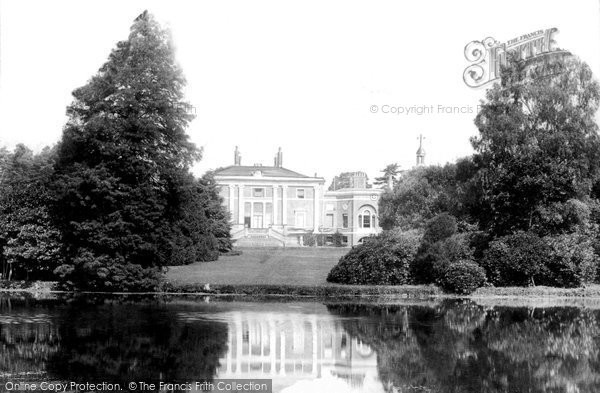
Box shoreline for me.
[4,280,600,300]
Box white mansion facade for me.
[214,147,385,247]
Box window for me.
[253,188,264,197]
[297,188,305,199]
[342,236,348,245]
[342,214,348,228]
[358,209,374,228]
[363,214,371,228]
[325,214,334,228]
[244,202,251,228]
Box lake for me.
[1,294,599,393]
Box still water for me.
[1,295,599,393]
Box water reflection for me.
[1,296,600,393]
[210,309,381,392]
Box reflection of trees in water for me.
[328,301,600,393]
[0,296,61,378]
[327,304,441,392]
[45,301,228,387]
[0,298,229,390]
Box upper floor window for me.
[358,208,376,228]
[253,188,264,198]
[325,213,334,228]
[297,188,305,199]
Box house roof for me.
[213,165,310,178]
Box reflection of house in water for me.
[213,312,381,392]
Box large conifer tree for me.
[51,11,225,291]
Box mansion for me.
[214,147,386,247]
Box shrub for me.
[327,230,421,285]
[54,250,162,292]
[302,233,316,247]
[480,231,551,286]
[411,233,473,284]
[333,231,344,247]
[539,233,598,287]
[437,260,486,294]
[423,213,457,244]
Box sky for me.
[1,0,600,185]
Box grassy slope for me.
[166,247,347,286]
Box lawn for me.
[166,247,348,286]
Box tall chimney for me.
[277,147,283,167]
[234,146,242,166]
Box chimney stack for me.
[234,146,242,166]
[274,147,283,167]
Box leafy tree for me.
[0,145,63,280]
[481,231,551,286]
[471,54,600,236]
[422,213,457,244]
[374,163,401,187]
[378,162,476,230]
[50,11,219,290]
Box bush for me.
[423,213,457,244]
[539,233,598,287]
[327,230,421,285]
[54,250,162,292]
[411,233,473,284]
[333,231,344,247]
[437,260,486,294]
[302,233,316,247]
[480,232,551,286]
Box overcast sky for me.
[1,0,600,184]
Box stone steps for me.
[234,236,285,248]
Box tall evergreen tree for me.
[51,11,219,291]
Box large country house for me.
[214,147,386,247]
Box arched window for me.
[358,207,377,229]
[358,209,372,228]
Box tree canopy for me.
[471,54,600,236]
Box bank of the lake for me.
[5,279,600,301]
[4,247,600,299]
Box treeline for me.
[329,54,600,293]
[0,11,231,291]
